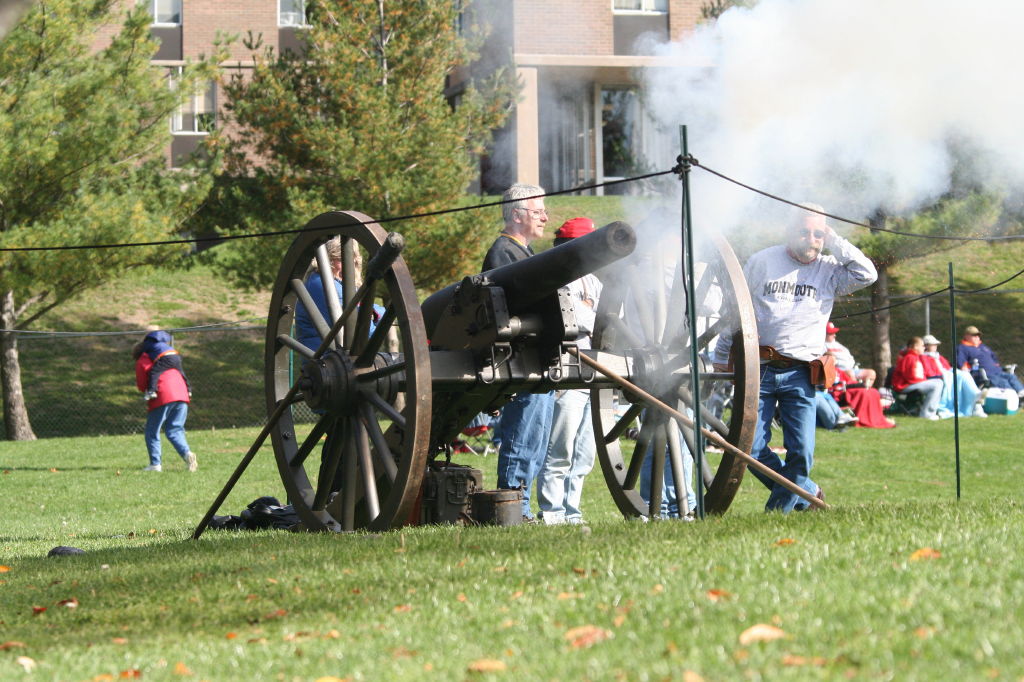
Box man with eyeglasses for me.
[713,203,876,512]
[483,183,555,521]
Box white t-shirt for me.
[714,234,876,364]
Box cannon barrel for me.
[421,220,635,337]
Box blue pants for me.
[989,370,1024,393]
[145,402,191,467]
[815,390,842,429]
[751,364,819,513]
[496,391,555,518]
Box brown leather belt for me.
[759,345,807,369]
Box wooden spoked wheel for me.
[591,232,759,517]
[264,211,431,532]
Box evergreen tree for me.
[202,0,516,291]
[855,193,1002,377]
[0,0,225,440]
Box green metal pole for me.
[679,125,706,519]
[948,263,961,499]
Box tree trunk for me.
[0,290,36,440]
[870,264,892,383]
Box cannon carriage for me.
[199,208,764,536]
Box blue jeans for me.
[145,402,191,467]
[751,364,818,513]
[815,390,842,429]
[496,391,555,517]
[639,426,697,518]
[989,370,1024,393]
[537,390,595,524]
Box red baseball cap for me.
[555,217,595,239]
[826,322,840,334]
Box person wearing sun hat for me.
[921,333,985,417]
[536,217,603,525]
[955,325,1024,397]
[824,321,876,388]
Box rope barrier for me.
[0,170,675,253]
[684,156,1024,243]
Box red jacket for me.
[892,348,927,392]
[920,352,950,378]
[135,354,190,411]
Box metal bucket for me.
[471,489,523,526]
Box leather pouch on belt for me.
[809,354,836,388]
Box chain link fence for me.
[2,325,316,439]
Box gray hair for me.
[791,202,827,229]
[502,183,545,225]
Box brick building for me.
[461,0,707,194]
[108,1,706,187]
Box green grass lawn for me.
[4,413,1024,680]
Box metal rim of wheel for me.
[264,211,431,532]
[591,232,759,518]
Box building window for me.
[168,68,216,135]
[279,0,308,27]
[148,0,182,25]
[612,0,668,13]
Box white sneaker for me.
[185,452,198,472]
[143,464,162,472]
[973,404,988,418]
[924,414,940,421]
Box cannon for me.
[197,209,765,535]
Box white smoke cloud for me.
[644,0,1024,234]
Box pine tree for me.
[201,0,516,291]
[0,0,225,439]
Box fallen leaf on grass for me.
[564,625,612,649]
[510,590,523,600]
[467,658,506,673]
[572,567,587,576]
[909,547,942,561]
[225,632,237,639]
[739,624,787,645]
[650,584,664,595]
[706,589,733,602]
[173,661,193,675]
[457,593,468,602]
[393,604,413,613]
[111,637,129,645]
[914,626,936,639]
[774,538,797,546]
[781,654,828,666]
[264,608,288,619]
[32,606,47,615]
[266,577,278,584]
[612,613,627,627]
[92,675,115,681]
[49,468,60,473]
[0,641,26,650]
[314,677,352,682]
[682,672,704,682]
[119,670,141,678]
[57,597,79,609]
[16,656,36,672]
[0,565,10,572]
[391,647,417,659]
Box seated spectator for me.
[815,389,858,430]
[830,367,897,428]
[825,321,876,388]
[955,325,1024,397]
[922,334,985,418]
[892,336,944,420]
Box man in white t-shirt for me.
[714,204,876,512]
